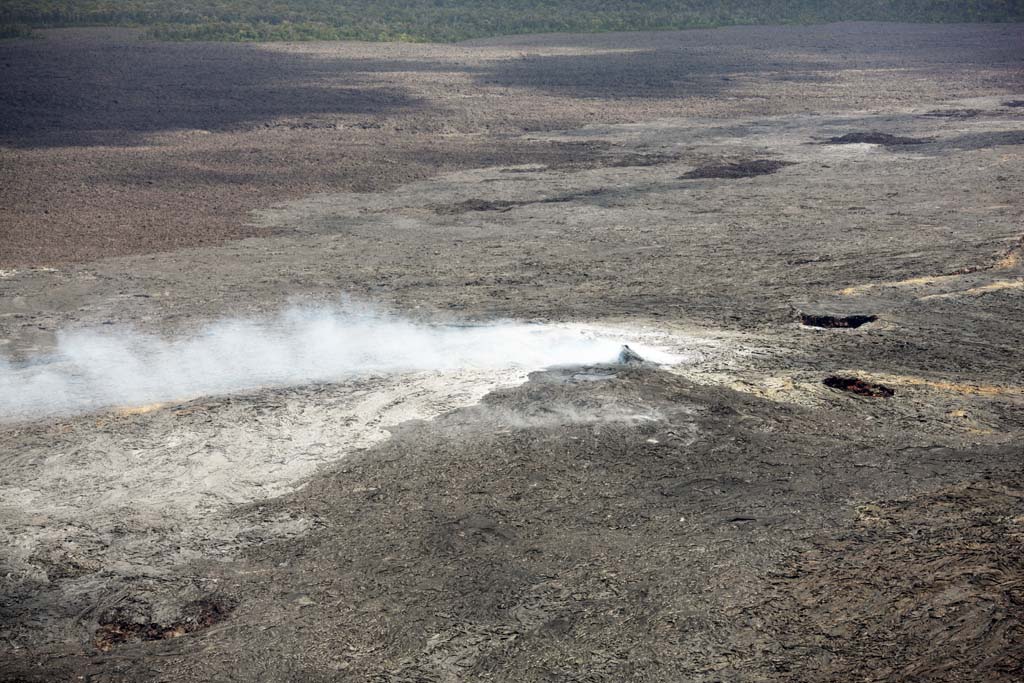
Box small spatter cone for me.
[617,345,645,365]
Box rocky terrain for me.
[1,22,1023,682]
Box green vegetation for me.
[0,21,33,38]
[1,0,1021,42]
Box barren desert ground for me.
[1,22,1023,682]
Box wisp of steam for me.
[1,306,669,421]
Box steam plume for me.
[0,306,669,421]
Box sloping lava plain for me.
[2,22,1023,682]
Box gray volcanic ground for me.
[1,22,1023,682]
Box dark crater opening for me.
[801,313,877,329]
[823,376,895,398]
[95,596,235,651]
[825,132,929,146]
[679,159,794,179]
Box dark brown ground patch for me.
[825,132,930,145]
[94,596,234,651]
[765,480,1024,682]
[679,159,794,179]
[823,375,895,397]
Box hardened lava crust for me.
[2,21,1023,683]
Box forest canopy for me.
[2,0,1022,42]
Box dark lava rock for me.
[617,344,645,364]
[680,159,794,179]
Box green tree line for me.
[1,0,1022,42]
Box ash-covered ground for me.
[1,22,1023,682]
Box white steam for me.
[1,306,672,422]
